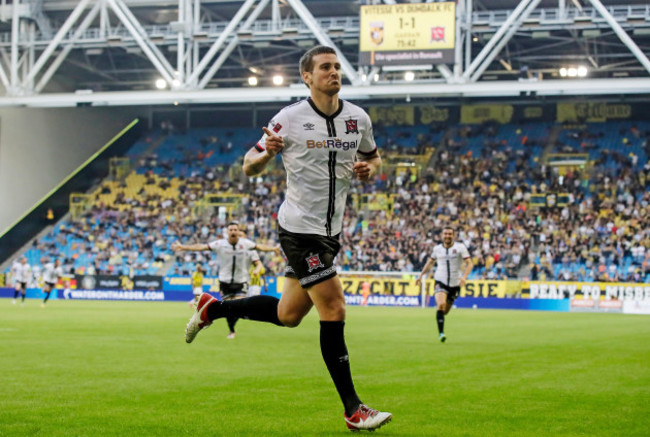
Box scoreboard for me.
[359,2,456,66]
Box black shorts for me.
[18,281,27,290]
[220,282,246,299]
[45,282,56,290]
[279,226,340,288]
[434,281,461,304]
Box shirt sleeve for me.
[249,250,261,263]
[460,244,471,259]
[207,240,219,251]
[239,238,256,250]
[357,111,378,156]
[255,109,289,153]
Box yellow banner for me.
[419,105,450,124]
[522,281,650,301]
[556,102,632,122]
[360,3,456,52]
[369,105,415,126]
[460,104,514,124]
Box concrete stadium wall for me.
[0,107,142,234]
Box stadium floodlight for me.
[404,71,415,81]
[577,66,588,77]
[248,76,259,86]
[272,75,284,86]
[567,67,578,77]
[155,78,167,89]
[559,68,568,77]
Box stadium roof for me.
[0,0,648,107]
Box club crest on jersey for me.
[271,121,282,133]
[345,119,359,134]
[306,254,325,272]
[303,122,315,131]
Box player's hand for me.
[273,246,282,256]
[459,277,467,288]
[415,277,422,287]
[171,242,183,252]
[262,127,284,157]
[353,161,372,181]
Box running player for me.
[41,258,63,307]
[416,226,474,342]
[182,45,391,432]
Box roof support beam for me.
[186,0,256,86]
[22,0,93,89]
[587,0,650,75]
[107,0,176,84]
[463,0,537,81]
[197,0,270,89]
[35,1,101,93]
[285,0,359,85]
[468,0,542,82]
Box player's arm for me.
[171,242,210,252]
[354,151,381,181]
[459,257,474,288]
[243,127,284,176]
[254,243,282,256]
[415,257,435,286]
[251,259,263,277]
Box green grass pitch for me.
[1,299,649,436]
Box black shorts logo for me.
[305,254,325,272]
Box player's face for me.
[227,225,239,240]
[442,229,454,246]
[304,53,341,97]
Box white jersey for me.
[257,98,377,237]
[10,261,20,285]
[14,263,32,284]
[43,263,63,284]
[431,242,471,287]
[207,238,260,284]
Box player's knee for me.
[437,303,446,311]
[278,312,303,328]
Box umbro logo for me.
[303,123,315,131]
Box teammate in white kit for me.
[416,226,474,342]
[12,257,31,305]
[41,258,63,307]
[183,46,391,432]
[172,221,263,339]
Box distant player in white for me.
[417,226,473,342]
[12,257,32,306]
[10,258,21,304]
[172,221,263,339]
[182,46,391,431]
[41,258,63,307]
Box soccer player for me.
[10,258,21,304]
[183,45,392,432]
[172,221,263,339]
[13,257,31,306]
[416,226,474,342]
[41,258,63,307]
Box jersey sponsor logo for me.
[345,119,359,134]
[306,138,358,151]
[303,122,315,131]
[305,253,325,272]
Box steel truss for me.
[0,0,647,107]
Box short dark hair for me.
[227,220,239,227]
[442,226,455,233]
[299,45,337,88]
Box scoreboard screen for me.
[359,2,456,66]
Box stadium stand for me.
[5,120,650,285]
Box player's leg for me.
[308,275,392,430]
[434,290,448,342]
[13,283,19,303]
[42,284,52,307]
[20,283,27,304]
[224,294,247,338]
[277,277,313,327]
